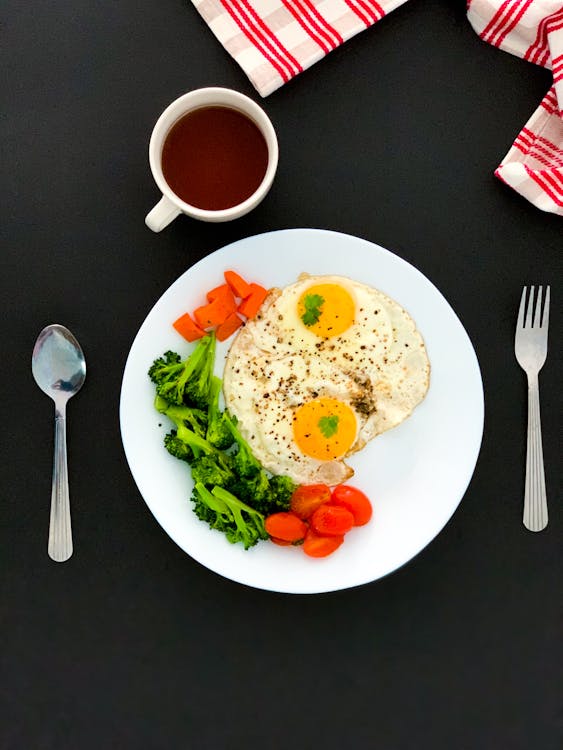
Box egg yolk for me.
[293,398,357,460]
[297,283,355,337]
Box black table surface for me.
[3,1,561,748]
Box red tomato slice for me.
[265,512,308,542]
[290,484,331,519]
[330,485,373,526]
[303,528,344,558]
[310,504,354,537]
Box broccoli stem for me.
[224,412,263,476]
[156,396,216,459]
[195,482,231,518]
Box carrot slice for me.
[224,270,252,299]
[193,296,236,328]
[216,311,244,342]
[207,283,237,307]
[238,283,268,319]
[173,312,206,342]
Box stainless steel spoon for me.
[32,324,86,562]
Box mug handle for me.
[145,195,181,232]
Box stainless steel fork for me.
[514,286,550,532]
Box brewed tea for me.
[161,106,269,211]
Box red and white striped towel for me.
[468,0,563,215]
[192,0,563,215]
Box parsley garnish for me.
[301,294,325,327]
[318,415,339,438]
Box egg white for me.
[223,275,430,485]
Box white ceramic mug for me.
[145,87,279,232]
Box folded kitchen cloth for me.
[192,0,563,215]
[468,0,563,215]
[191,1,408,96]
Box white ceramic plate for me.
[120,229,484,593]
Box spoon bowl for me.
[32,324,86,561]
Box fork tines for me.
[517,285,551,329]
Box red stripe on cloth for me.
[221,0,293,81]
[281,1,331,54]
[282,0,342,53]
[538,48,550,67]
[529,141,563,166]
[527,149,554,167]
[534,151,563,168]
[539,170,563,198]
[523,129,563,159]
[480,0,524,43]
[361,0,386,20]
[531,145,563,168]
[297,0,343,44]
[490,0,534,49]
[540,98,558,114]
[344,0,374,26]
[547,16,563,33]
[238,0,303,72]
[539,89,559,114]
[525,9,563,65]
[549,169,563,188]
[231,0,303,76]
[524,9,552,64]
[515,129,533,145]
[525,165,563,206]
[513,140,530,155]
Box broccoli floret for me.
[148,334,215,407]
[148,350,182,384]
[222,412,295,514]
[206,376,234,450]
[191,453,234,488]
[156,396,224,465]
[163,431,193,462]
[266,474,296,511]
[192,483,268,550]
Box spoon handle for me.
[48,405,73,562]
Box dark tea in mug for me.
[161,106,269,211]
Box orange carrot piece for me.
[216,311,244,342]
[207,283,237,307]
[224,270,252,299]
[173,312,206,342]
[238,283,268,319]
[193,297,235,329]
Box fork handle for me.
[523,374,548,532]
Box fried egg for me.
[223,274,430,485]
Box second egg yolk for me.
[293,398,357,460]
[297,283,355,337]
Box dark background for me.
[2,1,561,748]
